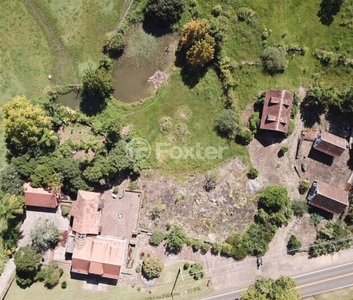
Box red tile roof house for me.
[23,182,59,211]
[307,180,349,217]
[71,236,126,281]
[68,190,126,282]
[312,131,347,157]
[260,90,293,133]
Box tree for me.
[261,46,287,74]
[257,185,293,227]
[31,218,60,252]
[167,226,186,253]
[0,166,24,195]
[149,231,166,246]
[81,64,112,115]
[181,19,216,67]
[0,194,24,234]
[142,256,164,279]
[103,30,125,57]
[144,0,185,27]
[189,263,205,280]
[14,245,42,287]
[214,109,239,139]
[36,263,63,288]
[287,235,302,255]
[318,0,344,25]
[241,276,300,300]
[292,200,308,217]
[30,164,61,189]
[2,96,57,155]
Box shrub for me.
[212,4,223,17]
[310,213,324,226]
[287,235,301,255]
[135,265,141,273]
[129,181,138,190]
[292,200,308,217]
[149,231,166,246]
[286,120,295,137]
[298,180,310,195]
[189,263,205,280]
[236,129,253,145]
[214,109,239,139]
[247,167,259,179]
[237,7,256,22]
[200,242,211,254]
[61,205,71,218]
[61,281,67,289]
[183,262,190,270]
[248,112,260,134]
[167,226,186,253]
[191,239,203,252]
[103,30,125,57]
[261,46,287,74]
[142,256,164,279]
[144,0,185,27]
[211,243,223,255]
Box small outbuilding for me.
[312,131,347,157]
[260,89,293,133]
[307,180,348,215]
[23,182,59,210]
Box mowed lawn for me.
[5,262,213,300]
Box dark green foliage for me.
[236,129,253,145]
[287,235,302,255]
[14,246,42,287]
[144,0,185,27]
[318,0,344,25]
[189,263,204,280]
[61,281,67,289]
[142,256,164,279]
[81,62,113,115]
[292,200,308,217]
[247,167,258,179]
[257,185,293,227]
[248,112,260,134]
[183,262,190,270]
[298,180,310,195]
[191,239,203,252]
[224,233,248,260]
[261,46,287,74]
[0,166,24,195]
[149,231,166,246]
[214,109,239,138]
[167,226,186,253]
[212,4,223,17]
[237,7,256,23]
[103,30,125,57]
[241,276,300,300]
[309,221,350,257]
[200,242,211,254]
[36,263,62,288]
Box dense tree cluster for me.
[144,0,185,27]
[241,276,300,300]
[142,256,164,279]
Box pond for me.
[55,91,82,110]
[113,26,177,103]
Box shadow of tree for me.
[299,97,325,128]
[317,0,344,26]
[80,93,108,116]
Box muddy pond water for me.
[55,91,82,110]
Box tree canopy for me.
[167,226,186,253]
[2,96,57,156]
[142,256,164,279]
[31,218,60,252]
[214,109,239,139]
[241,276,300,300]
[181,19,216,67]
[144,0,185,27]
[261,46,287,74]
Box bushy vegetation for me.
[247,167,259,179]
[36,263,63,289]
[31,218,60,252]
[309,220,350,257]
[103,30,126,57]
[261,46,287,74]
[149,231,166,246]
[287,235,302,255]
[142,256,164,279]
[298,179,310,195]
[188,263,205,280]
[292,200,308,217]
[144,0,185,27]
[241,276,299,300]
[166,226,186,253]
[214,109,239,139]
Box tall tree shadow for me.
[80,93,108,116]
[318,0,344,26]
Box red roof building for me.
[313,131,347,157]
[23,182,59,209]
[71,190,103,235]
[260,90,293,133]
[307,180,348,215]
[71,236,126,280]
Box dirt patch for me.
[138,158,258,240]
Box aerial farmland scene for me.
[1,1,353,300]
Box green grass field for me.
[5,262,213,300]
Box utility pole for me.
[171,267,182,298]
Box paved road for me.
[202,261,353,300]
